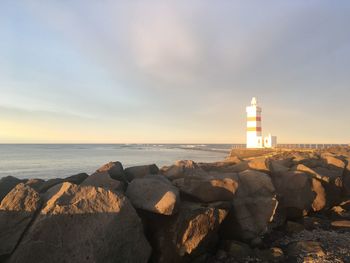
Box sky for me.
[0,1,350,144]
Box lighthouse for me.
[246,97,277,148]
[246,97,263,148]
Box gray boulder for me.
[143,201,229,263]
[160,160,207,180]
[95,161,125,181]
[221,170,278,241]
[173,175,238,203]
[272,171,315,218]
[247,157,270,173]
[0,176,22,202]
[81,172,124,192]
[8,182,151,263]
[24,179,45,192]
[64,172,89,185]
[126,175,179,215]
[0,184,41,257]
[343,160,350,196]
[124,164,159,181]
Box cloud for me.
[0,0,349,142]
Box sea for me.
[0,144,235,180]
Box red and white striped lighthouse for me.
[246,97,263,148]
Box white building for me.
[246,97,277,148]
[264,133,277,148]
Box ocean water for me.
[0,144,233,180]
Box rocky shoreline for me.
[0,146,350,263]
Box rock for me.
[300,158,326,168]
[124,164,159,181]
[329,205,350,219]
[331,220,350,228]
[215,250,227,260]
[303,217,329,230]
[314,167,343,206]
[343,161,350,196]
[224,161,249,173]
[220,240,253,259]
[126,175,179,215]
[8,182,151,263]
[293,164,340,209]
[255,247,285,262]
[286,221,304,235]
[160,160,208,180]
[272,171,315,219]
[287,241,325,259]
[95,161,125,181]
[0,184,41,258]
[38,178,64,193]
[24,179,45,192]
[322,154,346,170]
[172,175,238,203]
[270,247,284,258]
[270,160,289,173]
[143,201,229,262]
[223,155,243,164]
[340,199,350,211]
[248,157,270,173]
[310,177,327,211]
[36,173,89,193]
[293,164,327,182]
[64,172,89,185]
[81,172,124,192]
[220,170,278,241]
[198,159,242,173]
[0,176,22,202]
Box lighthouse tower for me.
[246,97,263,148]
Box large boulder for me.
[37,173,90,193]
[272,171,315,218]
[198,159,242,173]
[172,175,238,203]
[313,167,343,206]
[160,160,207,180]
[0,184,41,258]
[270,160,289,173]
[143,201,229,262]
[24,179,45,192]
[247,157,270,173]
[124,164,159,181]
[126,175,179,215]
[293,164,331,210]
[220,170,278,241]
[37,178,63,193]
[95,161,125,181]
[0,176,22,202]
[64,172,89,185]
[343,160,350,196]
[8,182,151,263]
[322,154,346,170]
[81,172,124,192]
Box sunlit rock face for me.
[220,170,278,242]
[272,171,316,219]
[141,201,229,263]
[8,182,151,263]
[126,174,180,215]
[173,175,238,203]
[0,184,41,258]
[124,164,159,181]
[0,176,23,203]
